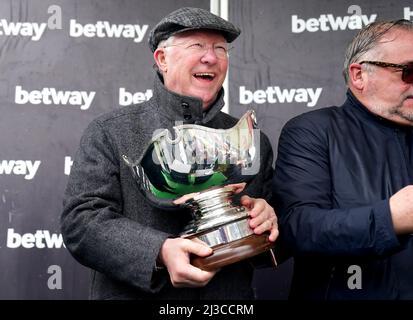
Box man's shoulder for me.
[93,102,154,125]
[80,101,157,140]
[214,111,238,125]
[284,105,341,131]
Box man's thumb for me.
[240,195,253,207]
[188,241,213,257]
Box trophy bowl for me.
[123,110,275,270]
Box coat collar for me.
[152,72,225,125]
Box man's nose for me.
[200,47,219,63]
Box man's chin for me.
[394,111,413,125]
[193,93,219,109]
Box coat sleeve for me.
[273,117,400,257]
[60,120,170,293]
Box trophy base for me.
[190,233,273,271]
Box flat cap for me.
[148,7,241,52]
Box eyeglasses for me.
[359,60,413,84]
[163,42,232,60]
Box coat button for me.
[183,113,192,120]
[182,102,189,109]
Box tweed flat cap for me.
[148,7,241,52]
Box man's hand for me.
[158,237,218,288]
[240,195,279,242]
[390,185,413,234]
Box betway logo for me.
[64,156,73,176]
[70,19,148,43]
[0,160,40,180]
[119,88,153,106]
[240,86,322,107]
[7,228,65,249]
[292,13,377,33]
[0,19,46,41]
[15,86,95,110]
[405,7,413,21]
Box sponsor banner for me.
[0,19,47,41]
[239,86,322,107]
[6,228,65,249]
[0,160,41,180]
[119,88,153,106]
[64,156,73,176]
[291,13,377,33]
[15,86,96,110]
[405,7,413,20]
[69,19,148,43]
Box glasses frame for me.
[162,41,233,60]
[359,60,413,84]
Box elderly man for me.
[273,19,413,299]
[61,7,277,300]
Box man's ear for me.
[348,63,365,90]
[153,48,168,73]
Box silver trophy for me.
[123,110,274,270]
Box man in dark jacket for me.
[61,7,277,300]
[273,19,413,299]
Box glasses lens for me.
[214,44,230,59]
[167,42,230,60]
[402,63,413,84]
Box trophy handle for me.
[122,154,180,211]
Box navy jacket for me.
[273,90,413,299]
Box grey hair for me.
[343,19,413,84]
[157,35,176,49]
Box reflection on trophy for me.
[123,110,275,271]
[180,185,274,270]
